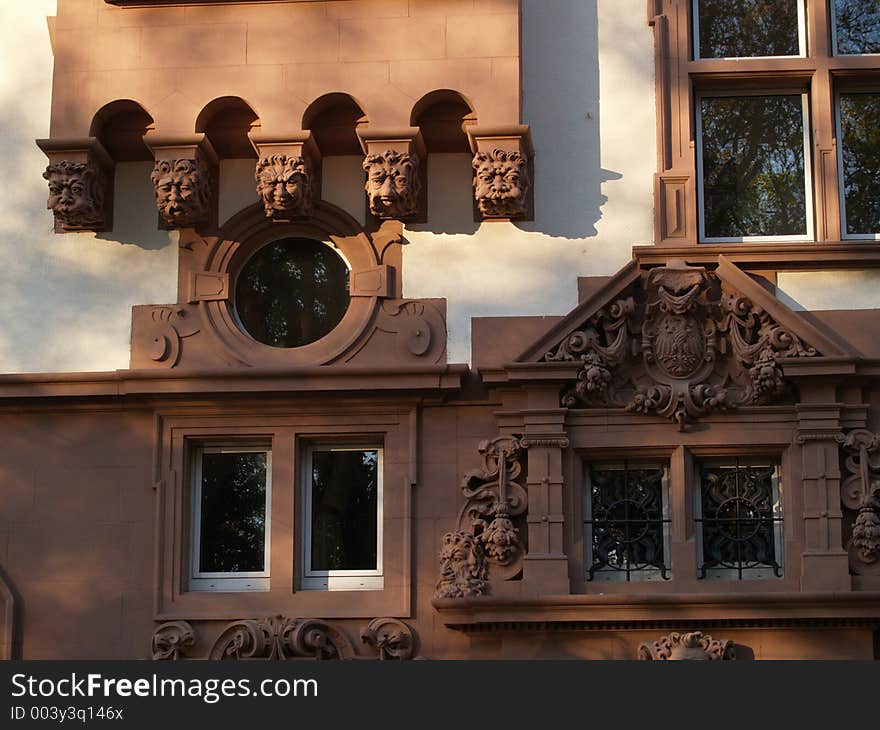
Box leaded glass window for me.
[837,92,880,238]
[694,0,805,60]
[584,461,671,581]
[833,0,880,55]
[695,458,783,580]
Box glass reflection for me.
[835,0,880,55]
[700,95,808,239]
[235,238,350,349]
[697,0,800,59]
[840,93,880,236]
[199,451,267,574]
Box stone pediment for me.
[515,257,852,429]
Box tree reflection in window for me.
[839,93,880,236]
[834,0,880,55]
[696,0,801,59]
[699,95,808,239]
[199,451,268,573]
[235,238,350,349]
[310,449,378,572]
[585,462,671,581]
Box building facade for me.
[0,0,879,660]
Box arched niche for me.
[196,97,261,159]
[303,93,368,156]
[89,100,155,162]
[410,90,476,153]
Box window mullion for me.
[811,68,843,241]
[270,432,295,593]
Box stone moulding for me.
[638,631,735,661]
[357,128,425,221]
[434,435,528,600]
[250,132,321,221]
[152,617,417,661]
[467,125,534,221]
[842,429,880,569]
[146,134,218,230]
[36,137,114,233]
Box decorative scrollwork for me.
[638,631,735,661]
[152,622,196,660]
[842,430,880,567]
[360,618,416,660]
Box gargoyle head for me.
[151,158,211,227]
[256,154,311,219]
[43,161,104,228]
[363,150,420,219]
[472,148,529,218]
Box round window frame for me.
[198,202,384,367]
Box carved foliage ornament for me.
[43,160,106,229]
[638,631,735,661]
[152,617,416,661]
[547,261,819,429]
[151,156,213,228]
[255,153,312,220]
[842,429,880,566]
[472,148,530,219]
[434,436,527,599]
[363,150,420,219]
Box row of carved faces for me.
[43,147,531,230]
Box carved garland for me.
[152,617,416,661]
[434,436,527,599]
[842,429,880,568]
[638,631,735,661]
[547,261,820,429]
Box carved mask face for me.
[256,155,310,218]
[473,150,529,217]
[44,161,103,227]
[151,158,210,226]
[363,151,419,218]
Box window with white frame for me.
[190,446,271,592]
[696,93,813,243]
[695,457,784,580]
[302,445,383,591]
[836,91,880,239]
[584,460,672,582]
[693,0,806,60]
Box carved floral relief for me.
[638,631,735,661]
[363,150,420,219]
[842,429,880,568]
[43,160,107,230]
[472,148,530,219]
[151,157,213,228]
[255,154,312,219]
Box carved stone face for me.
[151,158,211,227]
[363,151,420,219]
[43,161,104,228]
[256,155,311,219]
[473,149,529,218]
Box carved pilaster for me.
[249,132,321,220]
[36,138,114,232]
[467,125,533,221]
[638,631,735,661]
[357,128,425,220]
[145,134,218,230]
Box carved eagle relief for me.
[654,313,704,378]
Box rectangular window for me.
[695,457,783,580]
[697,93,813,242]
[584,461,671,582]
[693,0,806,60]
[191,446,271,592]
[302,445,383,591]
[832,0,880,55]
[837,92,880,239]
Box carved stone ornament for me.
[255,153,313,220]
[472,148,530,219]
[546,260,820,429]
[131,306,200,369]
[151,155,213,228]
[363,150,421,219]
[43,160,107,230]
[152,617,416,661]
[638,631,735,661]
[842,429,880,567]
[433,436,527,599]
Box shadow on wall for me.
[96,163,177,251]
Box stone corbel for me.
[249,132,321,221]
[467,125,534,221]
[145,134,218,230]
[357,128,425,221]
[36,137,114,232]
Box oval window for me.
[235,237,351,348]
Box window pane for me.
[310,449,378,572]
[834,0,880,55]
[585,462,671,581]
[697,0,800,59]
[235,238,350,349]
[696,459,783,579]
[700,95,808,239]
[839,93,880,236]
[199,451,267,573]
